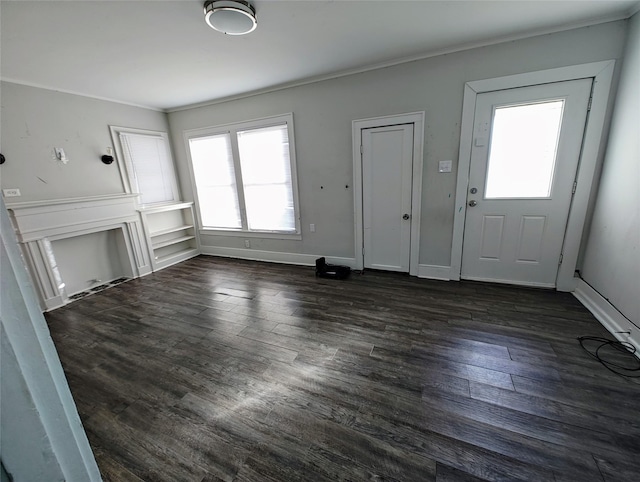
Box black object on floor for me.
[315,257,351,279]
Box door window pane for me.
[485,100,564,199]
[189,134,242,229]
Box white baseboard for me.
[43,295,65,312]
[200,246,357,269]
[201,248,453,282]
[574,278,639,354]
[417,264,451,281]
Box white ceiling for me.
[2,0,638,111]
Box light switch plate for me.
[438,160,453,173]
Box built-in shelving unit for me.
[139,202,199,271]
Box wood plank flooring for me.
[45,256,640,482]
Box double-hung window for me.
[186,114,300,236]
[110,126,180,206]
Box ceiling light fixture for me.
[204,0,257,35]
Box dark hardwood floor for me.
[45,256,640,482]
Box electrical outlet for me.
[310,224,316,232]
[3,188,21,197]
[244,239,251,248]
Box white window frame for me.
[110,126,181,207]
[184,113,301,239]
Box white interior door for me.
[362,124,413,271]
[461,79,592,287]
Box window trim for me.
[183,113,301,237]
[110,126,181,207]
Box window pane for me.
[237,124,295,231]
[189,134,241,229]
[485,100,564,199]
[120,133,175,205]
[244,185,295,231]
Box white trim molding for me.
[417,264,452,281]
[200,246,356,269]
[574,279,640,355]
[352,111,425,276]
[451,60,616,291]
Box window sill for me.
[199,228,302,241]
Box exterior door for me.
[362,124,414,271]
[461,79,592,287]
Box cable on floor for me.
[577,336,640,378]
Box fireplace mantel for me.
[6,194,151,311]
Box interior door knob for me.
[402,213,410,220]
[468,200,477,207]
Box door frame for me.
[450,61,615,291]
[352,112,425,275]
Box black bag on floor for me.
[315,257,351,279]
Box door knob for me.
[468,200,477,207]
[402,213,411,220]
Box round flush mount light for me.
[204,0,257,35]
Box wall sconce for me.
[101,147,115,165]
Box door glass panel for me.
[485,100,564,199]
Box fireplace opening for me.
[51,228,134,300]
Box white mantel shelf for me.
[7,194,141,242]
[5,193,140,210]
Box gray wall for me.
[168,20,627,266]
[581,12,639,323]
[0,82,170,203]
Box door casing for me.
[451,61,616,291]
[352,112,425,275]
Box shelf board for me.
[154,247,199,265]
[138,201,194,215]
[152,235,196,250]
[150,224,194,238]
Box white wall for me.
[0,198,101,481]
[168,21,627,267]
[581,12,640,324]
[0,327,65,481]
[0,82,170,203]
